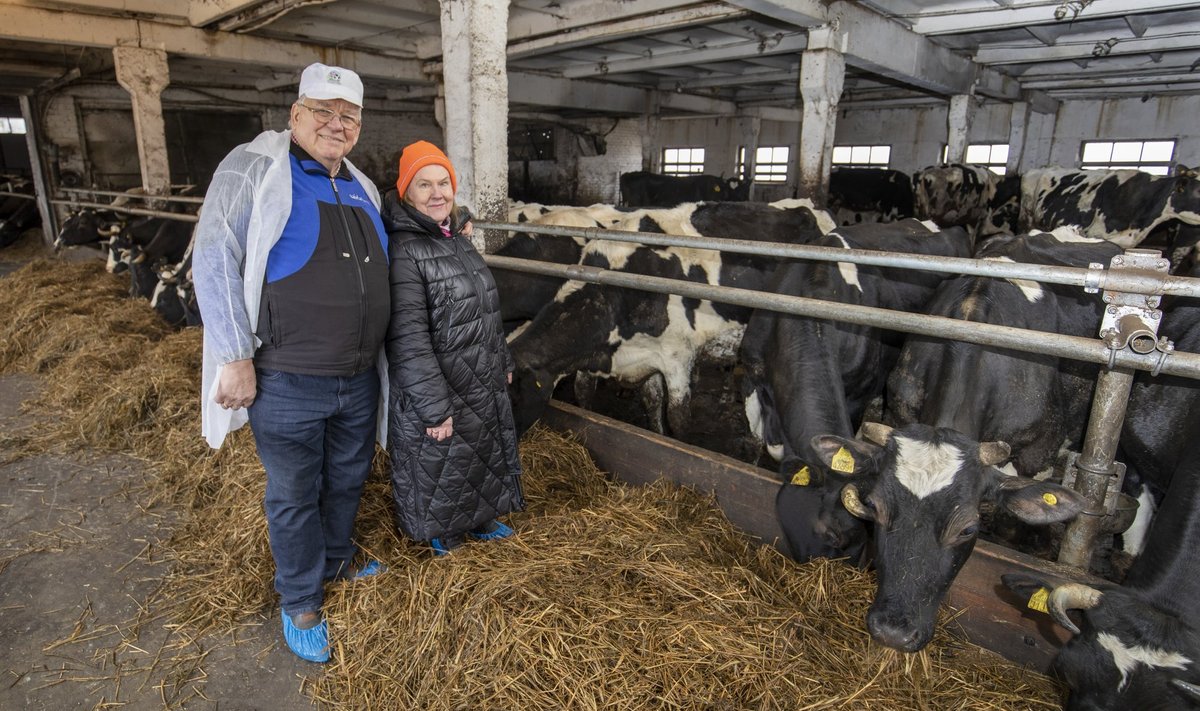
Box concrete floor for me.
[0,243,319,710]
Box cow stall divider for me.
[478,217,1200,665]
[49,196,201,223]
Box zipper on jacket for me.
[330,176,368,372]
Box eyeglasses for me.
[297,103,362,130]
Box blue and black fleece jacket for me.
[254,142,389,376]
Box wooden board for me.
[540,399,1101,674]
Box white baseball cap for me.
[298,63,364,107]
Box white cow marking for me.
[1121,489,1157,556]
[1098,632,1191,692]
[829,233,862,293]
[920,220,941,232]
[768,198,837,234]
[985,256,1043,303]
[893,436,966,499]
[744,390,785,460]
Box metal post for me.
[1057,367,1134,568]
[1058,248,1171,568]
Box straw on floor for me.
[0,257,1064,710]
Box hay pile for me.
[0,258,1064,709]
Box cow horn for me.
[1171,679,1200,702]
[978,441,1011,466]
[859,422,893,446]
[1048,583,1102,635]
[841,484,874,521]
[98,224,122,236]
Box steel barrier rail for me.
[0,191,36,200]
[48,199,200,223]
[475,220,1200,299]
[485,254,1200,381]
[59,187,206,205]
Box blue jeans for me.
[248,367,378,617]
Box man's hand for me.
[216,359,257,409]
[426,416,453,441]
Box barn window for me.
[663,147,705,175]
[832,145,890,167]
[941,143,1009,175]
[509,126,555,161]
[0,118,26,135]
[737,146,789,183]
[1080,140,1175,175]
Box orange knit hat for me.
[396,140,457,196]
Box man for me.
[193,63,388,663]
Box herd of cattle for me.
[6,161,1198,708]
[505,163,1200,709]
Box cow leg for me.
[639,373,667,435]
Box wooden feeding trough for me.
[540,399,1103,674]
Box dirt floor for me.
[0,236,318,710]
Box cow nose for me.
[867,614,924,653]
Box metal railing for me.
[479,215,1200,570]
[49,198,199,223]
[59,187,205,205]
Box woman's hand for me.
[426,416,454,441]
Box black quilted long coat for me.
[381,193,524,541]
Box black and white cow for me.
[827,167,915,226]
[508,200,832,437]
[817,422,1085,652]
[107,215,195,299]
[739,219,972,562]
[619,171,750,208]
[1003,416,1200,709]
[1020,166,1200,248]
[886,227,1122,479]
[149,235,201,328]
[54,208,124,249]
[0,182,41,249]
[913,163,1020,238]
[494,203,637,332]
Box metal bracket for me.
[1061,452,1127,517]
[1098,249,1170,370]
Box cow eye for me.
[958,523,979,539]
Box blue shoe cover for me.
[353,560,386,578]
[430,535,464,556]
[469,520,514,541]
[281,610,330,663]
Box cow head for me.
[508,364,557,436]
[1003,574,1200,711]
[55,209,123,249]
[776,456,870,564]
[812,422,1085,652]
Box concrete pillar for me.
[641,94,662,172]
[112,46,170,198]
[946,93,975,165]
[735,114,761,201]
[18,95,57,244]
[797,28,844,203]
[439,0,509,253]
[1007,101,1030,174]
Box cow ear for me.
[810,435,878,478]
[978,440,1011,466]
[992,477,1086,524]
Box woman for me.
[381,140,524,555]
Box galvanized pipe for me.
[59,187,206,205]
[477,220,1200,299]
[0,191,36,200]
[48,199,199,223]
[1057,367,1136,568]
[486,254,1200,380]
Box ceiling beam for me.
[418,0,720,59]
[507,70,737,116]
[506,3,748,61]
[0,4,422,81]
[188,0,270,26]
[561,33,809,79]
[975,23,1200,65]
[908,0,1199,35]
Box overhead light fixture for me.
[1054,0,1095,21]
[1092,37,1119,57]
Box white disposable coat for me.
[193,130,387,448]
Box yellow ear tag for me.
[790,466,811,486]
[831,447,856,473]
[1028,587,1050,614]
[1043,492,1058,506]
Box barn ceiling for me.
[0,0,1194,116]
